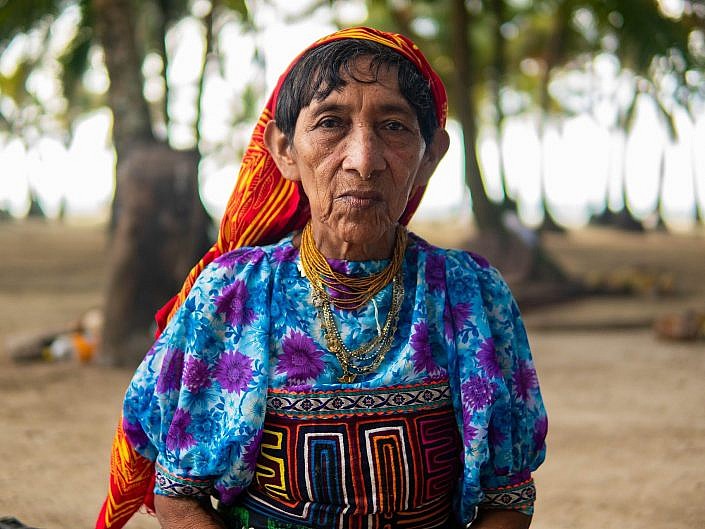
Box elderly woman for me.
[96,27,546,529]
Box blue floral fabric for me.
[122,232,547,525]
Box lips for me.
[338,190,383,207]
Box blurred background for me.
[2,0,705,227]
[0,1,703,528]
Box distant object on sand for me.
[654,309,705,342]
[4,308,103,364]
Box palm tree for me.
[0,0,256,365]
[363,0,571,292]
[520,0,703,229]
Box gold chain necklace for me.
[311,272,404,383]
[299,222,407,383]
[299,222,407,310]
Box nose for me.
[341,124,386,179]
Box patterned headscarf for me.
[96,26,447,529]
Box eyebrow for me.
[309,101,415,118]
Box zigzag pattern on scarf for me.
[95,418,155,529]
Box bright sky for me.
[1,0,704,231]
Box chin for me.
[337,216,394,242]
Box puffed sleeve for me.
[121,247,272,504]
[445,250,547,524]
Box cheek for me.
[299,158,337,214]
[389,152,424,190]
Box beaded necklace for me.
[299,222,407,383]
[299,222,407,310]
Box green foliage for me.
[0,0,59,51]
[0,0,261,148]
[362,0,703,123]
[221,0,252,20]
[57,0,93,112]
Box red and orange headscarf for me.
[96,26,447,529]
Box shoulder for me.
[174,237,298,322]
[196,234,296,283]
[408,231,505,282]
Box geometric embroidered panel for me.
[242,402,461,529]
[154,462,214,497]
[267,380,452,419]
[481,478,536,511]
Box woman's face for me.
[266,56,448,259]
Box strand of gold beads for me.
[311,272,404,383]
[299,222,408,383]
[299,222,407,310]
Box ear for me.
[414,128,450,187]
[264,120,300,181]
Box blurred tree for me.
[515,0,704,229]
[364,0,507,232]
[361,0,569,288]
[0,0,256,365]
[0,3,71,213]
[2,0,703,358]
[361,0,704,235]
[91,0,210,366]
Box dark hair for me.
[275,39,438,146]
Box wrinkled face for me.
[266,57,447,259]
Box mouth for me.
[337,190,383,208]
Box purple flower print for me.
[215,351,253,394]
[443,304,453,340]
[183,357,211,393]
[166,408,196,451]
[467,251,490,269]
[215,248,264,268]
[453,303,472,325]
[410,322,438,375]
[444,302,472,339]
[513,360,538,402]
[533,415,548,452]
[276,331,324,383]
[123,419,149,449]
[461,375,495,411]
[217,484,245,505]
[272,244,298,263]
[327,258,349,275]
[477,338,502,378]
[241,429,264,472]
[461,411,479,443]
[215,280,255,327]
[325,259,357,305]
[156,347,184,394]
[425,252,445,293]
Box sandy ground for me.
[0,219,703,529]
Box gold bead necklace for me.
[299,222,407,310]
[311,272,404,383]
[299,222,408,383]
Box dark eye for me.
[317,117,342,129]
[383,120,407,132]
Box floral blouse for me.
[121,232,547,525]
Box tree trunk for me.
[94,0,212,366]
[609,125,644,231]
[156,0,172,130]
[451,0,504,232]
[490,0,516,212]
[536,13,566,233]
[693,144,704,224]
[101,143,211,366]
[449,0,568,293]
[194,1,215,147]
[94,0,154,231]
[654,149,668,230]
